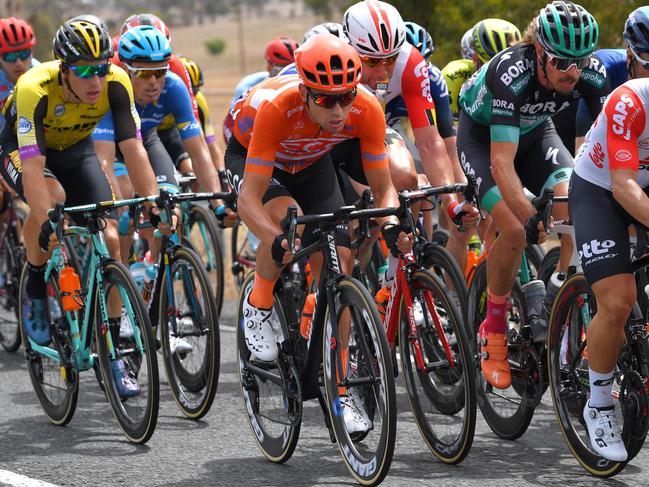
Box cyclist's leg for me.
[569,172,633,460]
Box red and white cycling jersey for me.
[231,74,388,177]
[368,43,436,130]
[575,78,649,189]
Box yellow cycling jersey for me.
[2,60,140,159]
[157,91,215,143]
[441,59,474,118]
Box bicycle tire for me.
[425,243,468,321]
[467,260,536,440]
[159,246,220,419]
[323,277,396,485]
[538,246,561,286]
[19,263,79,425]
[231,223,256,290]
[187,204,225,317]
[399,269,476,464]
[524,244,545,278]
[547,273,649,477]
[237,272,302,464]
[95,259,159,444]
[0,225,25,352]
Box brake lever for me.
[284,205,298,255]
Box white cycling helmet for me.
[460,27,475,59]
[303,22,348,43]
[343,0,406,58]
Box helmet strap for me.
[539,51,549,79]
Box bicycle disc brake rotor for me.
[510,342,544,407]
[620,369,649,442]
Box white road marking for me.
[0,470,61,487]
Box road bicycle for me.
[19,198,158,443]
[236,198,397,486]
[0,195,26,352]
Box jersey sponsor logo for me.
[520,100,571,115]
[589,142,605,168]
[44,121,95,133]
[463,83,488,116]
[413,59,433,103]
[545,146,560,165]
[362,152,387,161]
[460,151,483,191]
[499,58,534,87]
[638,138,649,149]
[286,105,304,118]
[493,99,515,111]
[508,72,531,95]
[579,239,617,265]
[236,116,254,134]
[492,108,514,118]
[579,70,605,89]
[611,93,635,141]
[615,149,632,162]
[54,104,65,117]
[17,116,31,135]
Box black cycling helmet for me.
[53,17,113,64]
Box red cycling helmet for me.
[111,34,120,54]
[265,36,298,66]
[0,17,36,53]
[295,34,362,93]
[121,13,170,40]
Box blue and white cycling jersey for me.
[229,71,269,110]
[0,57,40,127]
[576,49,627,134]
[93,70,201,141]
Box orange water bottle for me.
[59,266,83,311]
[300,293,316,339]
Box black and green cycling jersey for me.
[459,43,609,143]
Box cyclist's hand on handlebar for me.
[271,234,300,267]
[524,214,552,245]
[213,204,238,228]
[38,220,59,253]
[396,230,414,254]
[382,223,412,256]
[148,206,178,235]
[447,201,480,230]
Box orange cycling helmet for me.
[295,34,361,93]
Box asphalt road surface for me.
[1,301,646,487]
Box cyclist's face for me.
[360,58,397,89]
[64,60,107,104]
[536,45,581,95]
[300,84,354,134]
[0,52,32,84]
[628,48,649,80]
[128,60,167,105]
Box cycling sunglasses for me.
[308,88,357,109]
[630,48,649,70]
[65,63,111,79]
[2,49,32,63]
[546,52,591,72]
[124,63,169,79]
[359,52,399,68]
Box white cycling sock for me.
[588,368,615,408]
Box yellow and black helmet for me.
[472,18,521,64]
[179,56,204,92]
[53,17,113,64]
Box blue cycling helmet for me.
[118,25,171,63]
[404,21,434,59]
[624,7,649,54]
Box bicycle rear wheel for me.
[231,223,256,290]
[425,243,468,320]
[323,277,396,486]
[159,246,220,419]
[236,273,301,463]
[186,204,225,317]
[95,260,158,444]
[547,273,648,477]
[19,264,79,425]
[400,270,476,464]
[467,260,536,440]
[0,226,25,352]
[538,245,561,286]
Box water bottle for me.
[521,279,547,343]
[59,266,83,311]
[543,272,566,312]
[142,262,157,303]
[118,210,131,236]
[130,262,147,290]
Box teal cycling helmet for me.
[404,21,434,59]
[535,1,598,58]
[118,25,171,63]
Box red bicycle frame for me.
[381,252,456,373]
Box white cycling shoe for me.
[169,333,194,355]
[341,391,372,434]
[582,401,628,462]
[243,296,279,362]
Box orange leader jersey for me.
[231,75,388,177]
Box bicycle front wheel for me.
[186,204,225,317]
[236,272,301,464]
[19,263,78,425]
[159,246,220,419]
[323,277,396,486]
[399,270,476,464]
[95,260,159,444]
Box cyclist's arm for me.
[22,154,49,221]
[491,141,536,223]
[412,125,456,205]
[94,139,122,200]
[183,135,219,192]
[610,168,649,228]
